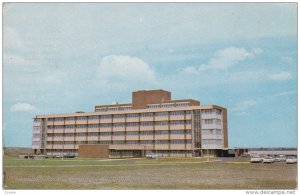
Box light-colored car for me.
[286,157,297,164]
[146,154,158,159]
[250,155,262,163]
[263,156,275,163]
[275,155,286,162]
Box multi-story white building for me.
[32,89,228,158]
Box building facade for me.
[32,89,228,158]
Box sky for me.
[3,3,297,148]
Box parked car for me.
[286,157,297,164]
[146,154,158,159]
[263,156,275,163]
[250,155,262,163]
[23,155,34,159]
[275,155,286,162]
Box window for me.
[88,116,99,120]
[170,111,185,116]
[102,115,112,119]
[65,117,75,121]
[140,121,153,126]
[170,120,185,125]
[100,141,110,144]
[162,103,174,108]
[100,123,111,128]
[126,113,139,118]
[88,132,99,136]
[140,131,153,136]
[155,140,169,145]
[88,124,99,128]
[175,103,189,107]
[108,107,118,112]
[170,140,185,144]
[77,116,87,121]
[214,109,222,115]
[113,123,125,127]
[54,125,64,130]
[65,125,75,129]
[96,108,108,112]
[100,132,111,136]
[127,140,139,145]
[76,124,87,129]
[186,110,192,114]
[155,130,169,135]
[148,104,160,109]
[113,140,125,145]
[155,121,168,126]
[170,130,185,135]
[121,106,132,111]
[113,114,125,119]
[186,120,192,125]
[140,140,153,145]
[32,133,40,138]
[54,118,64,122]
[155,112,168,117]
[113,132,125,136]
[126,131,138,136]
[126,122,139,127]
[33,126,40,131]
[76,141,86,144]
[141,113,153,117]
[88,141,99,144]
[203,119,214,124]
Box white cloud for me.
[182,47,263,73]
[96,55,156,87]
[269,71,292,81]
[231,100,257,112]
[10,103,38,112]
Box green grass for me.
[3,156,297,189]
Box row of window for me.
[201,109,222,115]
[95,106,132,113]
[202,119,222,125]
[47,111,193,122]
[48,139,192,145]
[147,102,190,109]
[48,130,192,137]
[202,129,222,135]
[48,120,192,129]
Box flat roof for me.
[35,105,226,118]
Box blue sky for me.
[3,3,297,148]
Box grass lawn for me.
[3,156,297,189]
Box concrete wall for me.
[132,90,171,109]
